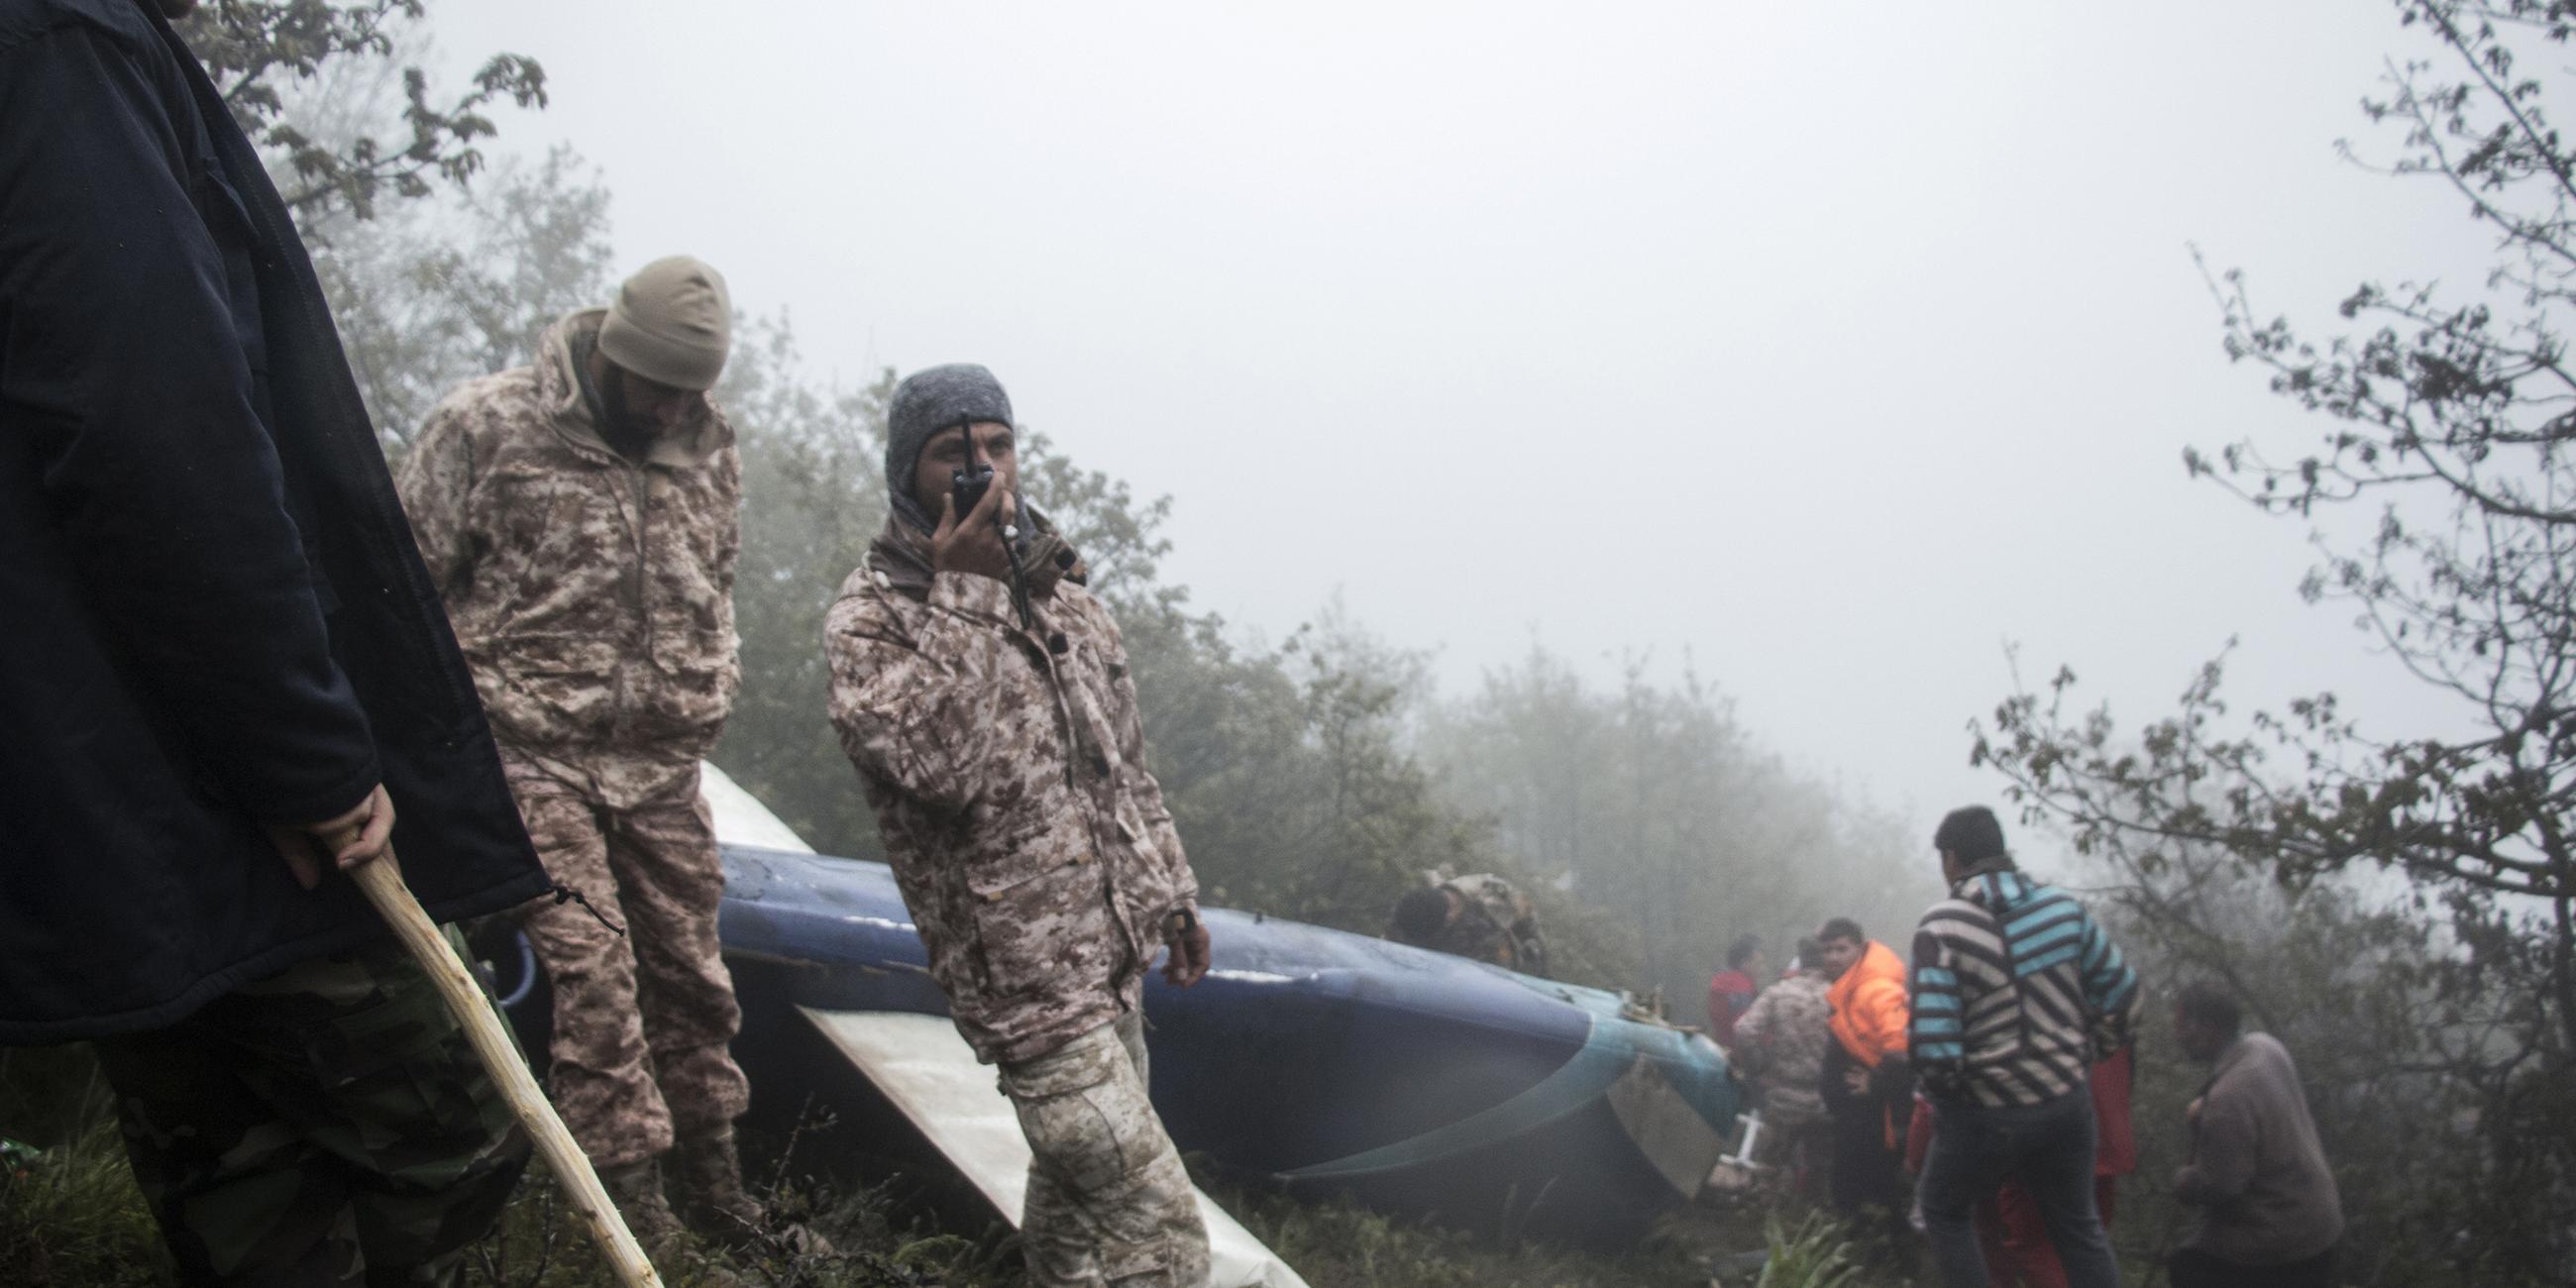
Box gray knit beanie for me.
[886,364,1015,530]
[597,256,731,390]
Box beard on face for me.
[596,367,658,456]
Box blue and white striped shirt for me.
[1909,866,2137,1108]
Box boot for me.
[599,1157,690,1250]
[598,1156,750,1286]
[672,1125,834,1256]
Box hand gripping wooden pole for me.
[347,854,664,1288]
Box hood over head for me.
[885,363,1014,534]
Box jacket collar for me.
[534,309,731,469]
[1951,859,2029,911]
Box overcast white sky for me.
[432,1,2493,851]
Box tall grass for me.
[0,1048,165,1287]
[1751,1211,1867,1288]
[0,1046,1877,1288]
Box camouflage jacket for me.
[823,535,1199,1066]
[1410,874,1550,977]
[395,311,741,801]
[1733,971,1833,1126]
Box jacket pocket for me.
[963,812,1111,1000]
[473,634,622,748]
[629,628,739,748]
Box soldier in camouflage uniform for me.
[825,364,1213,1288]
[1388,872,1552,977]
[1732,938,1836,1191]
[395,257,800,1256]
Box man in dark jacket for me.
[0,0,551,1280]
[2169,983,2342,1288]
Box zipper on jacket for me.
[610,458,652,741]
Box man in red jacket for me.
[1706,933,1766,1048]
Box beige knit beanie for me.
[597,256,731,390]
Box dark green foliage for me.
[0,1048,167,1287]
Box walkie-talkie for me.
[949,421,995,521]
[948,422,1037,632]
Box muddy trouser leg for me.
[511,782,671,1168]
[604,782,749,1142]
[1002,1013,1212,1288]
[92,935,531,1288]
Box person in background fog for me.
[1732,937,1835,1195]
[2168,982,2341,1288]
[1707,933,1766,1047]
[1389,871,1550,977]
[1816,915,1913,1256]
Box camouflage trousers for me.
[90,932,529,1287]
[999,1011,1211,1288]
[508,760,748,1168]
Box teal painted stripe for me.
[1917,1041,1965,1060]
[1278,1019,1633,1182]
[1914,1016,1962,1035]
[1913,993,1960,1014]
[1916,967,1958,987]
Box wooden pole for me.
[347,855,663,1288]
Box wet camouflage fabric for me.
[507,758,748,1168]
[395,310,741,806]
[1408,874,1550,976]
[1002,1012,1211,1288]
[90,931,528,1287]
[1733,971,1834,1129]
[825,552,1201,1066]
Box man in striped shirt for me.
[1909,806,2138,1288]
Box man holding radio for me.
[825,363,1213,1288]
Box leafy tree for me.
[1424,647,1928,1014]
[710,322,896,857]
[326,147,616,446]
[174,0,545,222]
[167,2,578,444]
[1987,732,2504,1282]
[1975,2,2576,1277]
